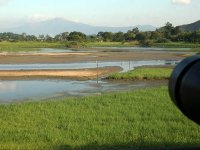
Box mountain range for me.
[0,18,156,35]
[179,20,200,32]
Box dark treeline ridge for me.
[0,22,200,46]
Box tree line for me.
[0,22,200,45]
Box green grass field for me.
[0,87,199,150]
[107,67,173,80]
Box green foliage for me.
[0,87,199,149]
[86,41,138,47]
[68,31,87,42]
[107,67,172,80]
[140,40,154,46]
[0,32,37,41]
[113,32,125,42]
[156,38,171,43]
[97,32,113,42]
[65,41,86,48]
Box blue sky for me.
[0,0,199,28]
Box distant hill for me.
[179,20,200,32]
[0,18,156,35]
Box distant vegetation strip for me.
[0,87,199,149]
[1,22,200,51]
[107,67,173,80]
[0,41,200,53]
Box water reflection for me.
[0,80,166,103]
[0,60,179,72]
[38,48,97,53]
[0,59,177,103]
[0,82,16,92]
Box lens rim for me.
[169,55,200,116]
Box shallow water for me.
[0,59,177,102]
[0,47,181,102]
[0,60,178,72]
[16,47,191,53]
[38,48,97,53]
[0,79,166,102]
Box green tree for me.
[103,32,113,41]
[113,32,125,42]
[68,31,86,42]
[124,30,136,41]
[132,27,139,34]
[61,32,69,41]
[164,22,174,39]
[135,32,147,42]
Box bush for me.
[65,41,86,48]
[156,38,171,43]
[140,40,154,46]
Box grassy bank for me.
[86,41,200,49]
[152,42,200,48]
[0,87,199,149]
[0,41,65,52]
[86,41,139,47]
[0,41,200,52]
[107,67,173,80]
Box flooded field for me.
[0,79,167,102]
[0,60,178,72]
[0,47,184,102]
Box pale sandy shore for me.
[0,67,122,80]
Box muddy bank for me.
[0,51,185,64]
[0,66,122,80]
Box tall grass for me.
[107,67,173,80]
[0,87,199,149]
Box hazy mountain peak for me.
[0,18,156,35]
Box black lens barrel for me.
[169,55,200,125]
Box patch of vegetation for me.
[85,41,139,47]
[65,41,86,48]
[0,41,65,52]
[107,67,173,80]
[153,42,200,48]
[0,87,199,149]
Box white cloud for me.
[28,14,54,22]
[172,0,192,4]
[0,0,10,6]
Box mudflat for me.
[0,51,186,64]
